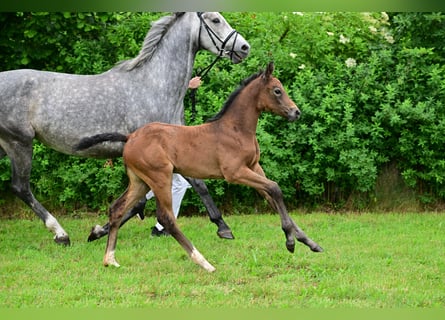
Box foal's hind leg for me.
[186,177,234,239]
[3,140,70,245]
[150,176,216,272]
[104,170,149,267]
[87,197,146,242]
[155,200,216,272]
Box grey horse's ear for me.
[263,61,274,80]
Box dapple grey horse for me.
[0,12,250,245]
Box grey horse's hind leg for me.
[5,141,70,245]
[186,177,234,239]
[87,197,147,241]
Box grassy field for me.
[0,212,444,308]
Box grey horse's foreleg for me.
[87,198,147,242]
[7,144,70,245]
[186,177,234,239]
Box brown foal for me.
[76,62,322,272]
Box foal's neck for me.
[220,82,262,134]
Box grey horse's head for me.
[195,12,250,64]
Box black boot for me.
[151,226,170,237]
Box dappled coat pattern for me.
[0,12,250,245]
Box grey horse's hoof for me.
[217,229,235,240]
[54,235,71,246]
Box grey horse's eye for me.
[212,18,221,24]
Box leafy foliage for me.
[1,12,444,213]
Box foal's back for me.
[124,119,257,181]
[124,122,222,179]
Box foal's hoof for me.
[54,235,71,246]
[104,260,121,268]
[311,245,324,253]
[286,240,295,253]
[217,229,235,240]
[87,225,106,242]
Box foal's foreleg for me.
[258,183,322,253]
[229,166,322,254]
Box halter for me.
[190,12,241,119]
[197,12,240,76]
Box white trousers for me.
[146,173,191,231]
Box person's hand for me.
[188,76,202,89]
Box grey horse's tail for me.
[74,133,128,151]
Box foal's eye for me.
[212,18,221,24]
[273,88,282,96]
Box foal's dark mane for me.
[206,70,263,122]
[114,12,185,72]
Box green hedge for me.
[1,12,444,213]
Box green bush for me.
[1,12,444,214]
[191,12,445,210]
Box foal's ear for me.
[263,61,274,81]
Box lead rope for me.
[189,13,238,121]
[189,31,235,121]
[189,54,222,121]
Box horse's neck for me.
[111,15,199,127]
[140,21,196,94]
[221,87,262,135]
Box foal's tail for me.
[74,133,128,151]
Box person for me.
[147,76,201,237]
[147,173,192,236]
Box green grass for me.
[0,212,444,308]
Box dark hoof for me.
[54,235,71,246]
[217,229,235,240]
[286,240,295,253]
[87,225,107,242]
[311,245,323,253]
[87,233,98,242]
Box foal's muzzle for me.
[287,107,301,121]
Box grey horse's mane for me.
[115,12,185,71]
